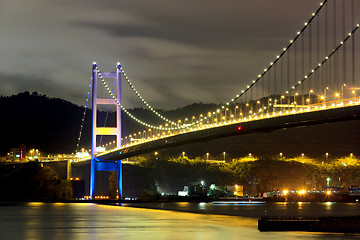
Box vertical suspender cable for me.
[309,24,312,95]
[301,32,305,104]
[262,67,264,99]
[281,57,284,95]
[274,62,277,97]
[317,14,320,96]
[343,0,346,89]
[334,0,337,92]
[294,42,297,102]
[268,72,271,113]
[351,0,355,87]
[325,3,328,91]
[287,48,290,104]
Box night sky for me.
[0,0,321,109]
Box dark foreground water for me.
[0,202,360,240]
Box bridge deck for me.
[97,103,360,160]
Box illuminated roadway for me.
[92,98,360,161]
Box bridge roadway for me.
[96,103,360,161]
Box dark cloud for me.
[72,0,320,50]
[0,0,328,109]
[0,74,86,105]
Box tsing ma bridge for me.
[73,0,360,199]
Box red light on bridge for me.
[238,126,242,130]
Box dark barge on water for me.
[258,216,360,233]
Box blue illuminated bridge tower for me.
[90,62,122,200]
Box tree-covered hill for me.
[0,92,218,155]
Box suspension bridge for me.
[73,0,360,199]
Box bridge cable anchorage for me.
[119,65,182,127]
[195,0,329,124]
[76,77,92,152]
[251,23,360,119]
[94,65,188,131]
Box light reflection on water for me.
[0,202,359,240]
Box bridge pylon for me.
[90,62,122,199]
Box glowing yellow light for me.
[283,190,289,195]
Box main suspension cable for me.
[75,78,92,152]
[94,65,188,131]
[120,65,181,127]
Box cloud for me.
[0,73,86,105]
[0,0,326,109]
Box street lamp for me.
[206,153,209,161]
[182,152,185,158]
[294,93,298,106]
[341,84,346,99]
[326,177,331,187]
[320,95,325,102]
[324,87,329,101]
[308,90,313,105]
[223,152,226,161]
[280,95,285,112]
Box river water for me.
[0,202,360,240]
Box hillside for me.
[0,92,218,154]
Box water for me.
[125,201,360,218]
[0,202,359,240]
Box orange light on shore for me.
[283,190,289,195]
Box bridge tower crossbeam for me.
[90,62,122,199]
